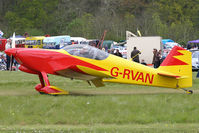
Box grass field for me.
[0,71,199,132]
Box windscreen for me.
[63,44,109,60]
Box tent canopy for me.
[188,39,199,44]
[162,39,174,44]
[9,35,25,38]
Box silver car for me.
[192,51,199,71]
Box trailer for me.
[126,32,162,65]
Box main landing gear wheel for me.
[35,85,69,96]
[35,73,69,96]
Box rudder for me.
[158,46,192,88]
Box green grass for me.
[1,124,199,133]
[0,71,199,132]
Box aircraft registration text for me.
[110,67,154,84]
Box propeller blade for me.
[9,55,14,71]
[9,32,16,71]
[11,32,16,48]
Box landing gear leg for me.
[35,72,69,95]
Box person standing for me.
[131,47,141,63]
[5,39,12,70]
[110,48,115,54]
[152,48,160,68]
[114,49,123,57]
[23,32,29,38]
[141,59,147,65]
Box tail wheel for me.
[187,90,193,94]
[181,88,193,94]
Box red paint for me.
[110,67,119,77]
[35,84,43,91]
[145,73,154,84]
[19,65,38,74]
[161,46,188,66]
[38,74,45,87]
[5,48,107,75]
[40,86,61,94]
[158,73,180,79]
[131,70,139,80]
[136,72,144,82]
[0,39,7,51]
[41,72,50,86]
[123,69,130,79]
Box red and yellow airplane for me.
[5,44,192,95]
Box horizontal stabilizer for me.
[158,72,181,79]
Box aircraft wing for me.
[55,65,114,87]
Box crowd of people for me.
[152,49,164,68]
[0,39,16,71]
[0,32,29,71]
[129,46,165,68]
[108,46,164,68]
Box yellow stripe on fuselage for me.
[54,49,181,89]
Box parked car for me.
[111,45,127,59]
[192,51,199,71]
[164,42,181,50]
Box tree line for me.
[1,0,199,45]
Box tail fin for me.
[158,46,192,88]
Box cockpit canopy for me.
[63,44,109,60]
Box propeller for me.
[9,32,16,71]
